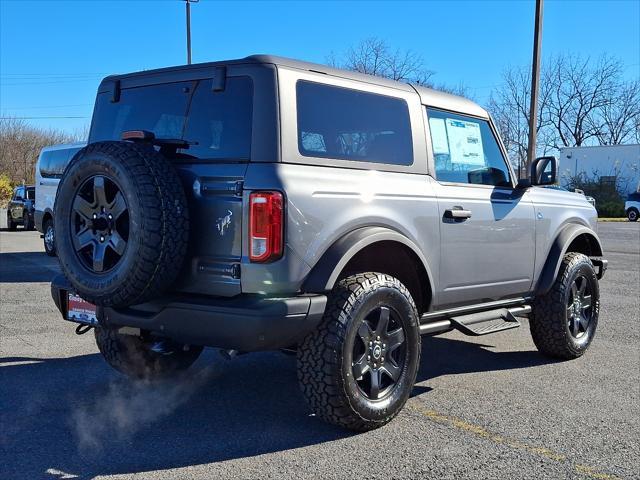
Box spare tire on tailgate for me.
[54,141,189,308]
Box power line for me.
[1,79,102,86]
[0,116,89,119]
[1,103,92,110]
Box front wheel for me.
[627,208,638,222]
[7,212,16,231]
[530,252,600,359]
[297,273,421,431]
[23,213,33,230]
[95,327,203,379]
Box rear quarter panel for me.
[242,163,441,298]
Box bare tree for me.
[327,37,467,95]
[0,117,81,184]
[592,79,640,145]
[487,65,553,176]
[545,54,622,148]
[488,54,639,177]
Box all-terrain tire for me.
[43,218,56,256]
[530,252,599,359]
[54,141,189,307]
[7,212,16,231]
[627,208,638,222]
[297,272,421,431]
[23,212,33,230]
[95,327,203,379]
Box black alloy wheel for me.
[566,274,594,341]
[351,305,407,400]
[71,175,129,273]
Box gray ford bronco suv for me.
[51,55,607,431]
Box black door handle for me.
[444,207,472,219]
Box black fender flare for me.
[302,226,435,295]
[536,223,604,295]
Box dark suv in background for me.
[6,185,35,230]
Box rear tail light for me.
[249,191,283,262]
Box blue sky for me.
[1,0,638,135]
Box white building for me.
[559,144,640,194]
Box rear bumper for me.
[50,275,327,351]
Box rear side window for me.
[26,188,35,200]
[40,148,81,178]
[89,77,253,161]
[296,81,413,166]
[426,108,512,187]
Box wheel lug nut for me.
[377,336,380,341]
[108,214,113,219]
[100,236,105,242]
[381,357,385,362]
[92,213,97,219]
[367,355,370,360]
[373,363,377,368]
[369,341,372,346]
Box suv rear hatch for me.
[88,71,254,297]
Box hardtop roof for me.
[100,54,488,119]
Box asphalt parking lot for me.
[1,220,638,480]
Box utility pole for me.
[526,0,544,176]
[185,0,199,64]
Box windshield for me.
[89,77,253,161]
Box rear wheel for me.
[627,208,638,222]
[530,252,599,359]
[297,272,421,431]
[94,326,203,379]
[43,218,56,256]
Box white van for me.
[35,143,86,255]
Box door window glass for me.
[427,108,511,187]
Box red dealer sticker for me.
[67,293,97,324]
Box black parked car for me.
[6,185,35,230]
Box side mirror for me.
[531,156,557,186]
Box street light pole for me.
[185,0,199,65]
[526,0,544,176]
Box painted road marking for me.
[407,402,619,480]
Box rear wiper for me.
[121,130,198,150]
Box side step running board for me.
[420,305,531,336]
[449,308,520,336]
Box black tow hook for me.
[75,324,95,335]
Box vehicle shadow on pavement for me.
[0,252,60,283]
[0,337,557,479]
[415,335,556,385]
[0,350,349,479]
